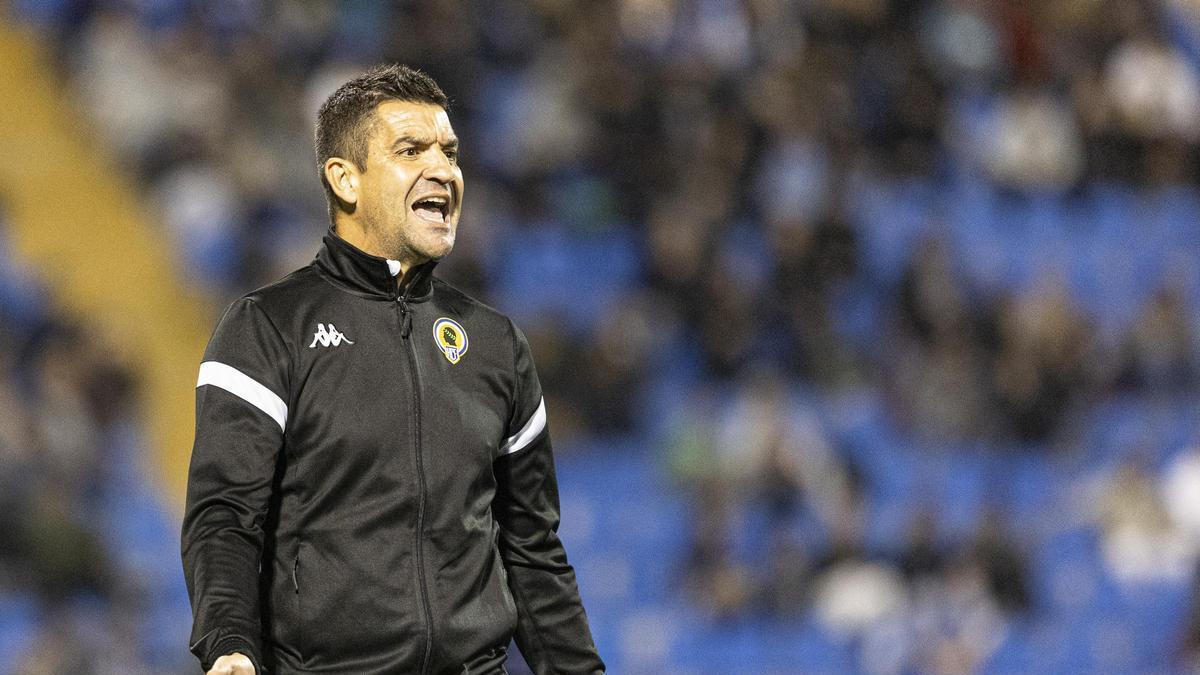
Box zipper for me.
[399,299,413,337]
[396,291,434,675]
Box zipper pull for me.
[399,301,413,338]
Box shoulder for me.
[236,265,324,321]
[432,277,517,330]
[209,265,325,351]
[431,277,528,358]
[203,269,322,370]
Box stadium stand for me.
[4,1,1200,672]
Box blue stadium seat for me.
[0,592,40,673]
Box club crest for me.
[433,317,468,364]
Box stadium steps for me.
[0,19,212,504]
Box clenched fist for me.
[206,652,255,675]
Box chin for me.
[422,241,455,261]
[435,234,456,255]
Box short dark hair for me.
[315,64,450,221]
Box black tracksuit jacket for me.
[181,230,604,674]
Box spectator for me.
[1092,459,1193,585]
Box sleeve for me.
[492,323,605,674]
[181,297,291,673]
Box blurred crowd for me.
[7,0,1200,671]
[29,0,1200,440]
[0,218,191,673]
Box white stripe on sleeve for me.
[500,397,546,455]
[196,361,288,431]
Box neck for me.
[334,218,426,287]
[396,262,429,294]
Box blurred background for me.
[3,0,1200,672]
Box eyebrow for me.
[391,135,459,150]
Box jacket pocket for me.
[292,547,301,593]
[293,541,305,647]
[462,643,509,674]
[294,534,412,661]
[432,533,519,666]
[270,541,306,661]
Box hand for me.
[206,652,255,675]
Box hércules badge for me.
[433,317,468,364]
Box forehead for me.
[370,100,455,144]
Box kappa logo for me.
[309,323,354,348]
[433,317,468,364]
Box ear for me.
[324,157,361,207]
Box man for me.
[182,64,604,675]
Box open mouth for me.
[412,195,450,224]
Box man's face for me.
[356,100,464,264]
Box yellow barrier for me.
[0,22,212,508]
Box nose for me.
[423,147,455,184]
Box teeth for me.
[414,196,449,220]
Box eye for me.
[398,147,420,158]
[445,149,459,163]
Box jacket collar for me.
[314,227,437,301]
